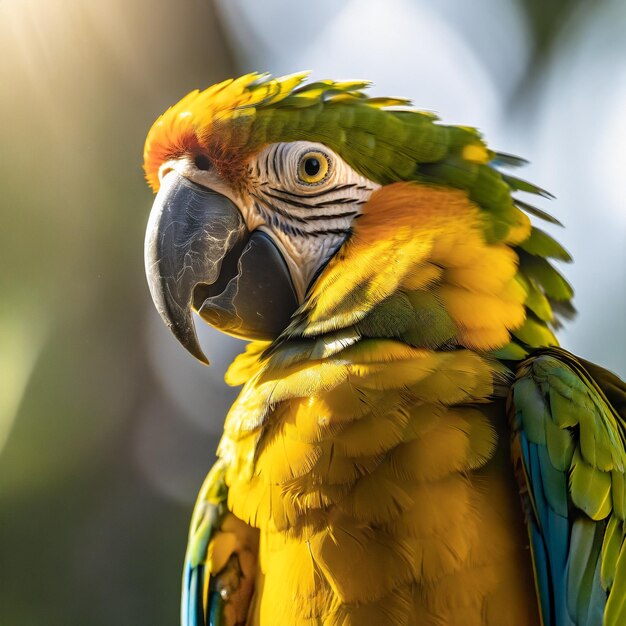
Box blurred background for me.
[0,1,624,624]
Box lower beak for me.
[144,172,298,364]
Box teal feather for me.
[490,152,529,168]
[566,519,605,626]
[521,430,572,626]
[531,517,554,625]
[208,591,224,626]
[586,541,607,626]
[181,463,230,626]
[538,444,568,517]
[515,377,548,445]
[510,347,626,626]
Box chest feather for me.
[218,347,538,625]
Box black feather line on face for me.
[252,199,350,239]
[261,190,324,210]
[315,197,364,207]
[305,227,351,237]
[277,144,288,180]
[259,190,360,219]
[265,182,359,199]
[272,145,281,182]
[252,192,358,224]
[254,201,306,237]
[251,193,310,223]
[264,150,271,179]
[304,210,359,222]
[249,145,370,242]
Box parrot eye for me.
[194,154,212,171]
[297,151,331,185]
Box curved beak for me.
[144,172,298,364]
[144,172,247,364]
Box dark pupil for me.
[304,157,321,177]
[194,154,212,171]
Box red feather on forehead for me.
[143,73,310,191]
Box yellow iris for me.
[297,151,330,184]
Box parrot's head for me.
[144,72,572,364]
[144,73,383,362]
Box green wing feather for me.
[181,461,259,626]
[520,228,573,262]
[182,461,229,626]
[509,347,626,626]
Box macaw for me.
[142,73,626,626]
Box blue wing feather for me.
[521,430,573,625]
[181,463,228,626]
[510,347,626,626]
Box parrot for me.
[142,72,626,626]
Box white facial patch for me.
[245,141,380,299]
[163,142,380,302]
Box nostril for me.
[194,154,212,171]
[158,165,174,181]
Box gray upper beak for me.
[144,172,247,364]
[144,171,298,364]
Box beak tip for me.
[194,351,211,367]
[167,318,211,366]
[181,337,210,366]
